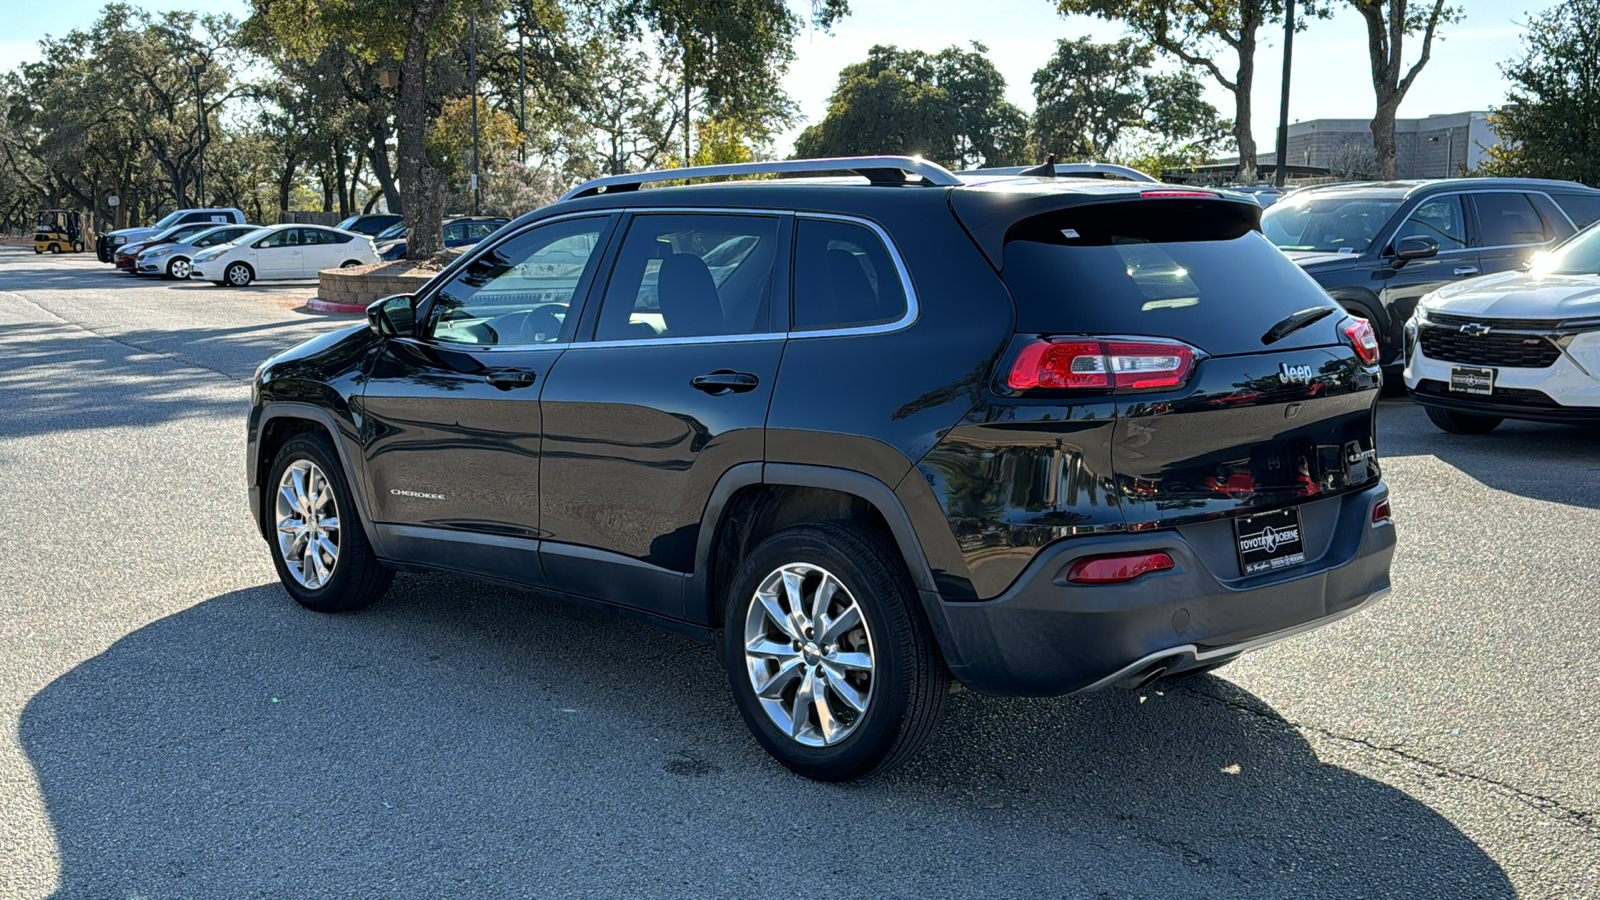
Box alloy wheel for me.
[170,258,191,279]
[274,459,341,589]
[743,563,875,747]
[227,263,250,286]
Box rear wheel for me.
[225,262,253,286]
[72,241,84,252]
[1425,407,1502,434]
[722,521,946,781]
[266,434,391,612]
[339,259,362,268]
[167,257,191,279]
[48,243,62,254]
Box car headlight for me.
[193,248,225,263]
[113,236,127,245]
[1411,297,1436,325]
[143,246,175,258]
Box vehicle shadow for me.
[1379,397,1600,510]
[21,574,1512,898]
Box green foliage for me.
[427,95,524,181]
[1030,37,1225,163]
[1478,0,1600,185]
[793,43,1030,169]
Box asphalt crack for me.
[1177,683,1597,833]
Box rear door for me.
[1469,191,1562,275]
[997,198,1382,536]
[537,211,789,620]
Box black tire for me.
[339,259,362,268]
[72,241,84,252]
[225,261,253,286]
[48,243,62,254]
[722,521,946,781]
[34,247,42,254]
[265,434,392,613]
[1425,407,1502,434]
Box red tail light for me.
[1141,190,1217,199]
[1372,498,1392,524]
[1344,318,1381,365]
[1065,551,1176,584]
[1007,339,1196,391]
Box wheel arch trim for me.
[251,403,382,555]
[687,463,940,627]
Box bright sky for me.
[1,0,1556,155]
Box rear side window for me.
[792,218,907,331]
[1553,193,1600,229]
[1473,192,1550,246]
[594,214,781,341]
[1002,199,1341,357]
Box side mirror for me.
[1390,236,1439,267]
[367,293,418,338]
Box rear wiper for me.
[1262,306,1336,345]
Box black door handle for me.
[690,370,759,395]
[485,368,537,390]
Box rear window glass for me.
[1003,200,1342,357]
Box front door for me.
[538,211,790,619]
[358,214,617,584]
[253,227,306,278]
[1380,193,1480,332]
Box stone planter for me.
[316,264,437,309]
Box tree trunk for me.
[398,0,447,260]
[367,109,402,214]
[277,155,298,223]
[1234,20,1260,182]
[1370,98,1400,179]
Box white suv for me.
[1404,224,1600,433]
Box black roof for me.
[1292,177,1600,200]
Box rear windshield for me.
[1261,194,1402,253]
[1003,200,1343,357]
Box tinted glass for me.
[427,217,606,346]
[792,218,907,331]
[1553,193,1600,230]
[1393,195,1467,252]
[594,214,780,341]
[444,224,465,242]
[377,224,406,240]
[1002,200,1342,357]
[1261,195,1402,253]
[1475,192,1549,246]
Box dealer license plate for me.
[1450,365,1495,395]
[1234,507,1307,576]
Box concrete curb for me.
[305,297,368,315]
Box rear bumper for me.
[929,482,1395,696]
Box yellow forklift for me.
[34,209,85,254]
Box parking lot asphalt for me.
[1,244,1596,898]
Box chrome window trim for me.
[1387,188,1578,256]
[1468,190,1566,250]
[419,207,921,353]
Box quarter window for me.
[425,218,606,347]
[1553,193,1600,230]
[1474,193,1549,246]
[792,219,907,331]
[593,214,781,341]
[1394,195,1467,252]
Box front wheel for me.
[167,257,191,279]
[225,262,253,286]
[266,434,391,612]
[48,243,62,254]
[1425,407,1502,434]
[722,521,946,781]
[72,241,84,252]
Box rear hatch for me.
[979,193,1383,536]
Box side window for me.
[425,217,607,347]
[792,218,908,331]
[1394,195,1467,252]
[1475,193,1550,246]
[301,229,326,245]
[328,230,354,244]
[1553,193,1600,230]
[467,223,496,241]
[444,224,465,242]
[257,229,294,248]
[593,214,781,341]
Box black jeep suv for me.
[247,156,1395,780]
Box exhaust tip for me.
[1115,663,1169,691]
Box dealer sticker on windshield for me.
[1450,366,1495,396]
[1235,507,1307,576]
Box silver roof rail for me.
[560,156,962,201]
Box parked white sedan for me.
[190,224,379,286]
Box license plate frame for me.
[1234,506,1308,577]
[1449,365,1495,396]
